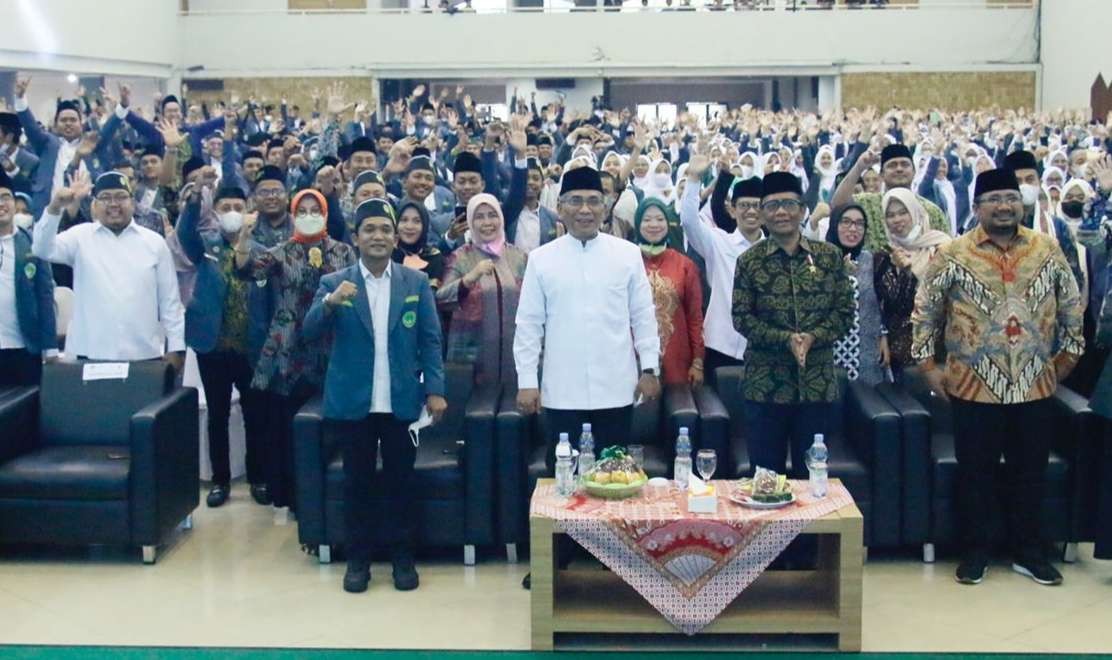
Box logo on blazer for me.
[24,262,36,279]
[402,310,417,329]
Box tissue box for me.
[687,484,718,514]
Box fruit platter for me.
[731,468,796,509]
[581,446,648,499]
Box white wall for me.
[178,8,1037,79]
[0,0,178,77]
[1040,0,1112,110]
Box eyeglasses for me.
[0,193,14,204]
[734,201,760,211]
[977,193,1022,206]
[561,195,605,210]
[96,193,132,205]
[839,219,866,229]
[255,188,286,199]
[761,199,803,212]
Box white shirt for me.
[679,183,754,360]
[0,233,24,350]
[514,204,542,253]
[514,232,660,410]
[32,210,185,361]
[361,261,393,414]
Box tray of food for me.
[730,468,796,509]
[581,446,648,499]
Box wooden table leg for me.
[530,515,555,651]
[837,511,864,652]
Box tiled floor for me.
[1,485,1110,652]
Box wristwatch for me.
[641,368,659,378]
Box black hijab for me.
[392,200,432,262]
[825,203,868,260]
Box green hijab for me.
[633,197,676,257]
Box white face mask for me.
[652,172,672,189]
[1019,183,1039,207]
[740,165,754,179]
[295,212,325,237]
[13,213,33,230]
[218,211,244,234]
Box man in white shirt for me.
[32,171,186,370]
[0,169,56,386]
[680,156,763,386]
[515,166,661,456]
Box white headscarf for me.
[640,158,675,204]
[881,188,952,280]
[737,151,762,179]
[631,154,653,191]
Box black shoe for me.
[955,555,988,585]
[250,484,272,506]
[522,572,531,590]
[343,560,371,593]
[392,554,420,591]
[206,484,229,508]
[1012,557,1063,586]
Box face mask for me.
[295,212,325,237]
[740,165,754,179]
[309,148,320,162]
[652,173,672,189]
[422,115,436,126]
[1020,183,1039,207]
[218,211,244,234]
[1061,201,1085,219]
[13,213,33,230]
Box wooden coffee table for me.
[529,478,863,651]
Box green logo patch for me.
[401,311,417,329]
[24,262,36,279]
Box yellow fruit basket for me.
[582,475,648,500]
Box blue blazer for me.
[177,199,269,360]
[17,109,122,215]
[303,262,445,422]
[11,228,56,355]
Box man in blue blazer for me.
[303,197,447,594]
[0,169,56,386]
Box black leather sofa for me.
[293,363,498,565]
[0,362,198,564]
[880,371,1095,562]
[695,366,902,548]
[494,385,699,559]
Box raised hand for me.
[686,154,710,180]
[157,118,185,149]
[1092,155,1112,195]
[118,83,132,109]
[99,86,117,114]
[326,81,352,117]
[14,76,30,99]
[224,108,238,135]
[75,131,99,158]
[327,280,359,307]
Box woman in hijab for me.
[873,188,951,376]
[634,198,705,386]
[235,188,356,510]
[826,204,886,385]
[630,154,653,192]
[1043,166,1066,207]
[640,158,676,204]
[811,144,840,207]
[437,193,527,386]
[737,151,762,180]
[393,200,445,290]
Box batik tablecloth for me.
[530,480,855,635]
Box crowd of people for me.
[1,74,1111,593]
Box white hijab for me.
[882,188,952,280]
[640,158,675,204]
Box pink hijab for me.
[466,193,506,257]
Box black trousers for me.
[1096,420,1112,560]
[543,406,633,472]
[704,348,743,390]
[0,349,41,387]
[196,350,266,487]
[744,400,832,480]
[338,413,417,562]
[951,397,1052,561]
[265,383,318,511]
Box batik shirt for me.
[911,225,1084,404]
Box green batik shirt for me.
[732,236,855,403]
[855,192,951,253]
[216,248,250,353]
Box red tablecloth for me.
[530,480,855,634]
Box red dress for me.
[642,248,705,385]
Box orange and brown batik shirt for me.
[911,224,1084,404]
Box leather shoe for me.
[522,572,531,590]
[392,554,420,591]
[206,484,229,508]
[250,483,272,506]
[343,560,371,593]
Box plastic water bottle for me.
[808,433,829,499]
[673,427,692,489]
[555,433,575,497]
[577,423,595,479]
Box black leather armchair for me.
[0,362,199,564]
[293,363,498,565]
[494,385,699,559]
[882,371,1095,562]
[705,366,902,548]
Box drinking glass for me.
[696,449,717,482]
